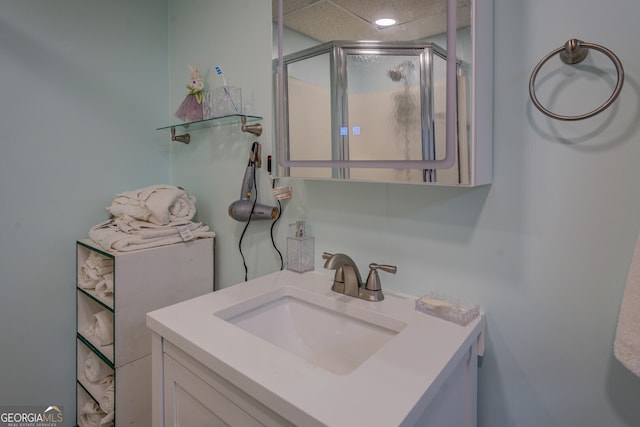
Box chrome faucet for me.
[322,252,363,297]
[322,252,397,302]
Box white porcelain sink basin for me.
[215,286,407,375]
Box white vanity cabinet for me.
[154,338,294,427]
[151,333,478,427]
[75,238,214,426]
[148,270,484,427]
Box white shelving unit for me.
[75,237,214,426]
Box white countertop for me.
[147,270,483,426]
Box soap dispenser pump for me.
[287,221,314,273]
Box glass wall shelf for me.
[157,114,263,144]
[157,114,262,132]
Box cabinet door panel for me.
[163,354,262,427]
[174,383,228,427]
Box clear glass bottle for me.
[287,221,314,273]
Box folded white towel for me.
[115,216,195,236]
[78,400,110,427]
[82,266,113,284]
[84,351,112,383]
[80,252,113,289]
[108,185,196,225]
[89,219,214,252]
[85,310,113,346]
[79,270,100,290]
[614,233,640,377]
[85,252,113,269]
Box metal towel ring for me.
[529,39,624,121]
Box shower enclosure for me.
[277,40,470,184]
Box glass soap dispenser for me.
[287,221,314,273]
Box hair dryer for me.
[228,144,279,222]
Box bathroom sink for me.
[147,270,484,426]
[215,286,407,375]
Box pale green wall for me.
[0,0,169,414]
[171,0,640,426]
[168,0,277,287]
[1,0,640,425]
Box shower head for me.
[387,61,415,82]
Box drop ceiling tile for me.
[278,0,471,42]
[331,0,447,25]
[284,1,374,42]
[273,0,321,19]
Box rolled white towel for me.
[78,400,105,427]
[167,191,195,221]
[84,351,112,383]
[143,185,196,225]
[100,410,114,426]
[100,376,115,415]
[85,310,113,346]
[95,273,114,299]
[108,185,196,225]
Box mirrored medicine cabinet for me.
[272,0,492,186]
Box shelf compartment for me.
[76,383,113,427]
[78,287,113,313]
[77,242,114,310]
[77,291,114,364]
[77,338,114,406]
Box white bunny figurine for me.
[175,64,205,122]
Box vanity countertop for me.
[147,270,483,426]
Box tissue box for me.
[415,293,479,326]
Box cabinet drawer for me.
[162,342,294,427]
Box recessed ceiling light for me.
[375,18,397,27]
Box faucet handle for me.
[362,263,396,302]
[369,263,397,275]
[365,263,397,291]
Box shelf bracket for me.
[241,116,263,137]
[170,127,190,144]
